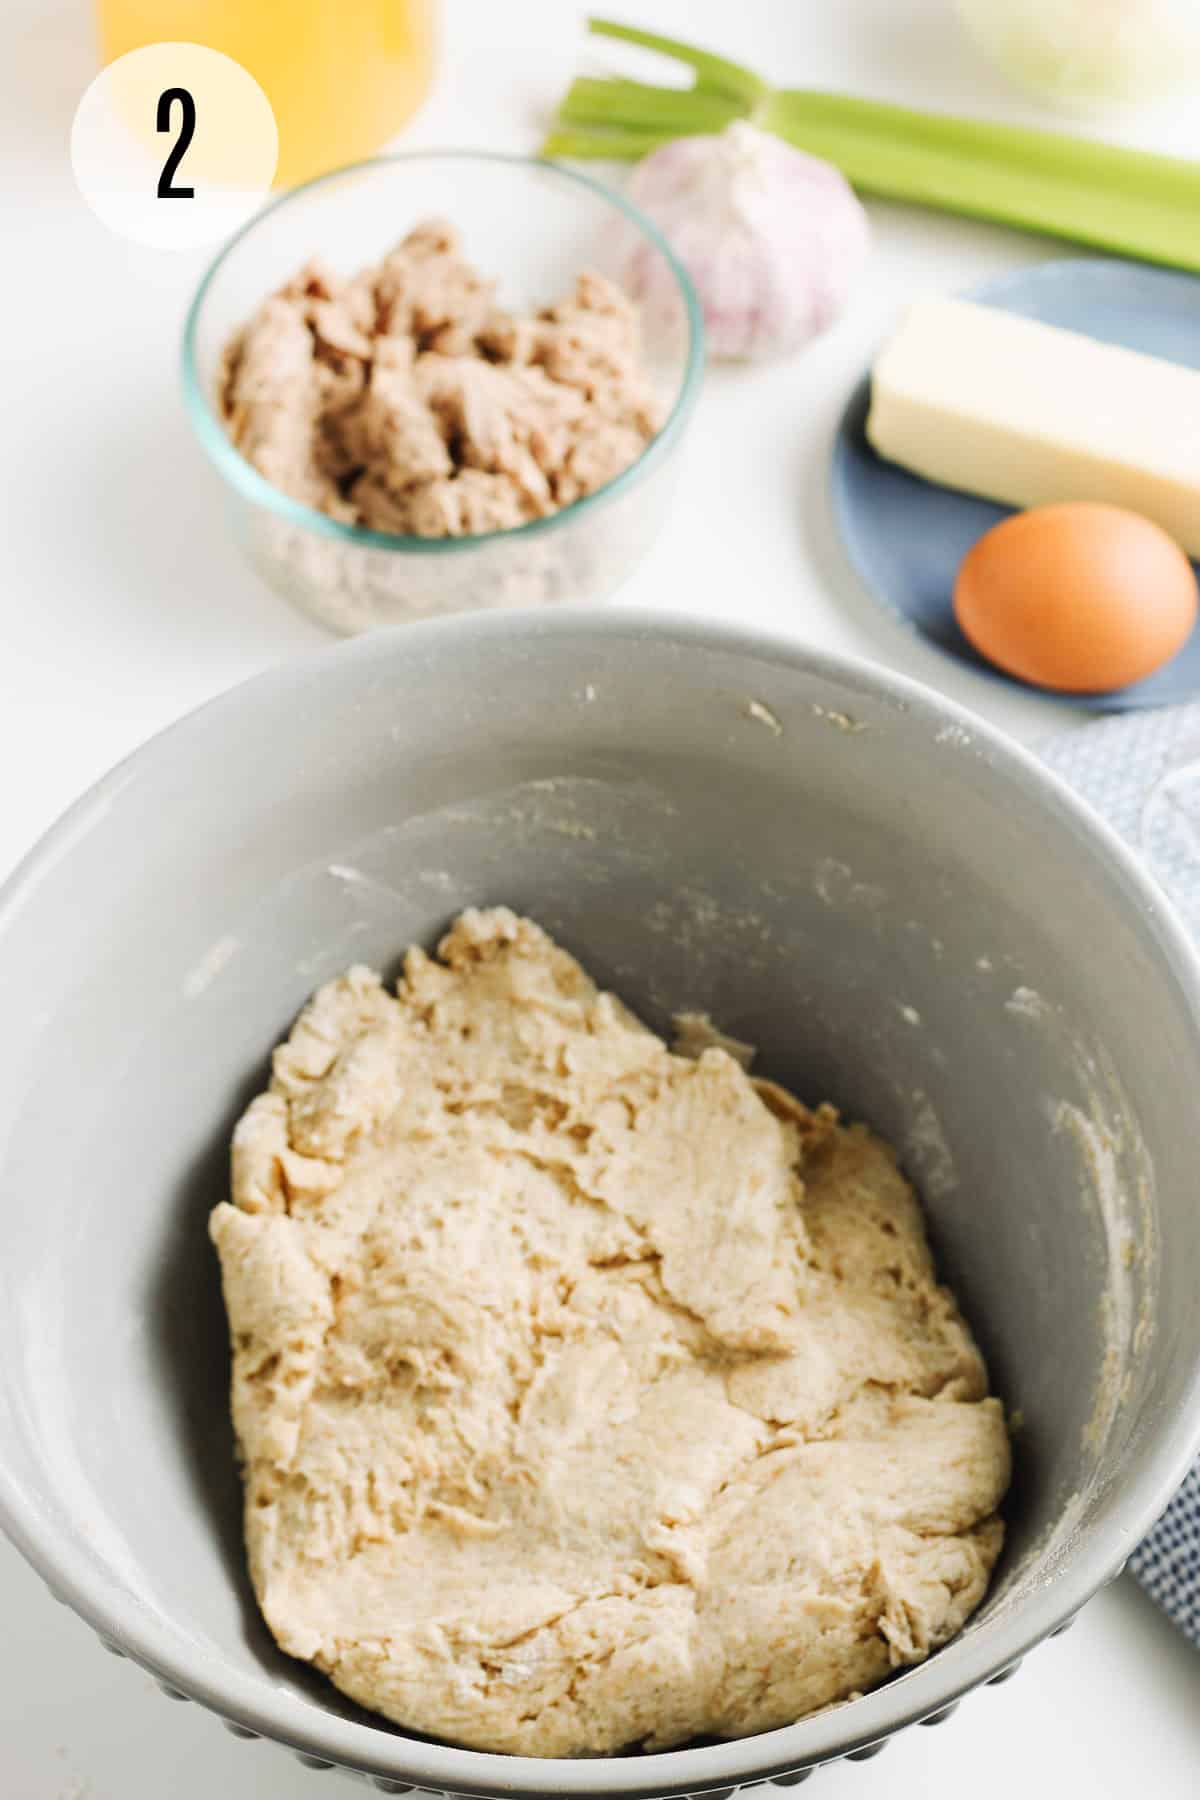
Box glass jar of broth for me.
[96,0,437,188]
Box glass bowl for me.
[182,151,704,634]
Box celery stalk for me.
[546,19,1200,275]
[543,126,678,160]
[561,76,744,135]
[581,17,767,107]
[758,90,1200,273]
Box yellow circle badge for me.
[71,42,278,251]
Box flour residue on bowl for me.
[1006,985,1155,1467]
[970,980,1159,1616]
[744,698,783,737]
[326,862,409,899]
[1047,1096,1140,1454]
[812,703,866,734]
[903,1089,959,1200]
[814,857,886,912]
[181,933,240,999]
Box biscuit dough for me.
[211,908,1009,1757]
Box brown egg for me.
[954,503,1198,693]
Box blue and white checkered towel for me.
[1129,1464,1200,1638]
[1042,704,1200,1644]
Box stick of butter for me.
[866,297,1200,557]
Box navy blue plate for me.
[831,258,1200,712]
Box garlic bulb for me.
[955,0,1200,110]
[616,122,870,362]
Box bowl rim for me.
[3,606,1200,1794]
[180,148,706,555]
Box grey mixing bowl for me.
[1,610,1199,1796]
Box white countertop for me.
[4,1,1200,1794]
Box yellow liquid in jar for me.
[96,0,436,188]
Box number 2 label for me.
[156,87,196,199]
[72,44,276,248]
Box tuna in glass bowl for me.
[182,151,703,634]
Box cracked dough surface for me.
[210,908,1009,1757]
